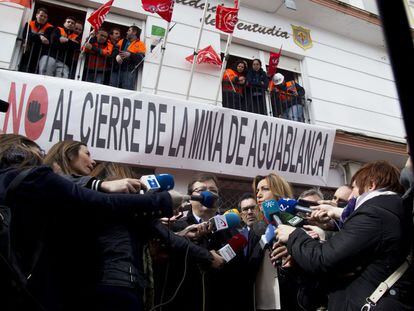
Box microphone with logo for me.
[140,174,175,192]
[259,200,283,249]
[209,212,241,233]
[183,191,219,209]
[278,198,318,214]
[218,233,248,262]
[0,100,9,113]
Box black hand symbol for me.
[27,100,45,123]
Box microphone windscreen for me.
[200,191,217,208]
[224,208,240,216]
[277,198,297,214]
[0,100,9,113]
[228,233,248,252]
[156,174,174,191]
[224,212,241,229]
[262,199,280,223]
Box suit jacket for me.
[156,210,246,311]
[287,193,413,310]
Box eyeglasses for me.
[192,187,219,196]
[241,205,257,213]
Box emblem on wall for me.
[291,25,313,50]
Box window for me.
[220,42,309,123]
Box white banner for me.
[0,70,335,186]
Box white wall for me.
[0,3,25,69]
[0,0,405,143]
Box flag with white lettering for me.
[267,46,282,77]
[185,45,222,66]
[142,0,174,22]
[87,0,114,31]
[215,4,239,34]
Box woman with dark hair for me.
[44,140,140,193]
[0,134,178,311]
[246,59,269,115]
[275,161,413,310]
[222,60,247,110]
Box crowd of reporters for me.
[0,132,413,311]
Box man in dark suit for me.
[156,174,246,311]
[238,193,265,310]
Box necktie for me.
[339,196,357,227]
[241,227,249,256]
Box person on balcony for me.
[268,73,285,118]
[82,29,113,84]
[269,73,306,122]
[110,25,146,90]
[19,7,54,74]
[38,16,81,79]
[109,27,121,46]
[246,59,269,115]
[222,60,247,111]
[74,21,83,37]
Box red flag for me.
[185,45,222,66]
[215,5,238,34]
[0,0,31,8]
[87,0,114,31]
[267,46,283,77]
[142,0,174,22]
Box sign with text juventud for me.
[0,70,335,185]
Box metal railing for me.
[222,85,311,123]
[18,43,311,123]
[18,41,140,90]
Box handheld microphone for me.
[279,211,305,227]
[259,223,277,249]
[224,208,240,216]
[261,200,283,226]
[0,100,9,113]
[218,233,248,262]
[140,174,174,192]
[278,198,313,214]
[209,212,241,232]
[187,191,218,209]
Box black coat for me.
[154,211,264,311]
[0,166,173,311]
[287,194,413,310]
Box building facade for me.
[0,0,408,205]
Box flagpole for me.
[153,21,171,95]
[215,34,233,105]
[23,0,34,53]
[214,0,240,105]
[185,0,209,100]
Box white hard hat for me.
[272,73,284,85]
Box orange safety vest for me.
[269,80,298,101]
[222,68,245,94]
[58,26,79,42]
[117,39,146,54]
[29,20,53,34]
[83,40,113,70]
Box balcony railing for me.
[18,43,311,123]
[222,85,311,123]
[18,41,140,90]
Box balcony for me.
[18,41,311,124]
